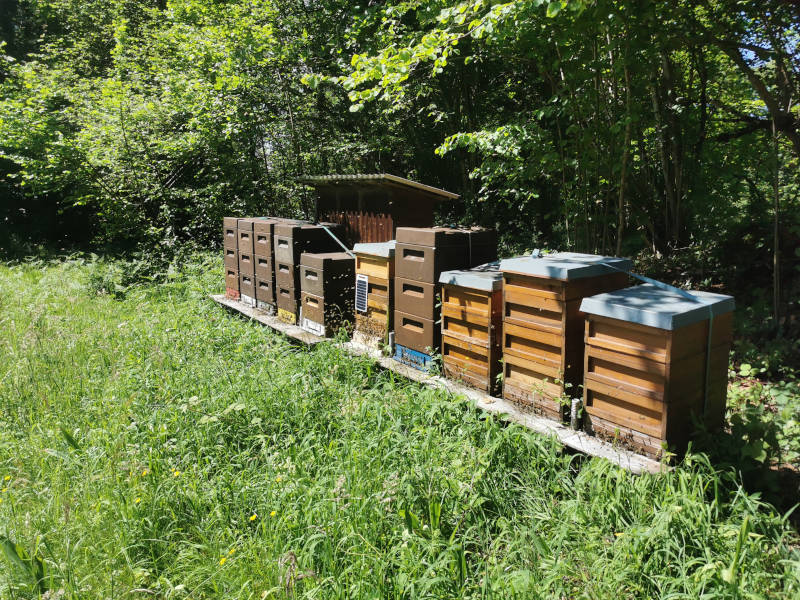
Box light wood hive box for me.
[499,253,632,421]
[439,267,503,394]
[353,241,395,345]
[580,284,734,459]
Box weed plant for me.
[0,254,798,598]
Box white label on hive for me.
[241,294,256,307]
[301,318,326,337]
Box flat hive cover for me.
[499,252,633,280]
[352,240,396,258]
[580,283,735,330]
[439,262,502,291]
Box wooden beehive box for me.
[439,265,503,394]
[580,284,734,459]
[299,252,355,337]
[353,241,395,345]
[500,253,632,421]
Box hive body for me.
[439,266,503,394]
[580,284,734,458]
[353,241,396,346]
[500,253,632,421]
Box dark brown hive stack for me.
[393,227,471,359]
[273,222,343,324]
[300,252,356,336]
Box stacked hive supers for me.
[237,218,258,306]
[438,264,503,393]
[353,241,396,347]
[580,284,734,458]
[273,222,343,324]
[393,227,470,368]
[300,252,355,336]
[499,253,631,421]
[223,217,240,299]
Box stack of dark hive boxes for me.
[499,253,631,421]
[393,227,497,368]
[273,222,344,324]
[300,252,355,336]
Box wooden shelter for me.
[301,174,460,245]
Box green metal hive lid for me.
[579,283,735,330]
[499,252,633,280]
[352,240,396,258]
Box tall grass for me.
[0,254,798,598]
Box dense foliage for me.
[0,256,798,597]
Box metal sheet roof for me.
[580,283,735,330]
[499,253,633,280]
[300,173,460,200]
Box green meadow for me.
[1,255,798,598]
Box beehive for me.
[352,241,395,346]
[223,217,239,299]
[273,222,343,265]
[500,253,632,421]
[580,284,734,459]
[439,265,503,394]
[461,228,498,268]
[299,252,355,336]
[393,228,471,360]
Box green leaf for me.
[546,2,562,17]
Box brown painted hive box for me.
[254,255,273,281]
[225,266,239,299]
[255,276,275,305]
[238,250,255,276]
[273,223,344,265]
[299,252,355,297]
[500,253,632,422]
[223,217,239,249]
[239,272,256,306]
[276,286,300,323]
[579,283,734,459]
[461,228,499,268]
[394,309,440,354]
[395,243,470,283]
[300,291,355,336]
[224,246,238,269]
[275,261,300,291]
[394,277,439,321]
[237,218,259,255]
[439,265,503,394]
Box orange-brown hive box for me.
[499,253,631,421]
[580,283,734,459]
[438,264,503,394]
